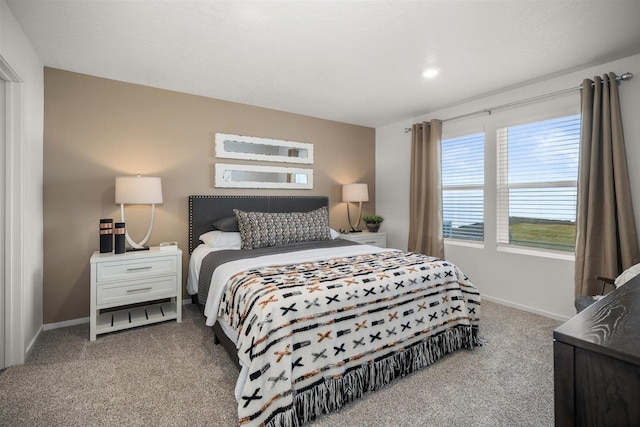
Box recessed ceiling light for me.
[422,68,439,79]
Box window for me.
[442,132,484,242]
[497,115,580,252]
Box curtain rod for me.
[404,72,633,133]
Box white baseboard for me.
[25,325,43,357]
[41,295,565,333]
[481,294,571,322]
[43,316,90,331]
[42,299,194,331]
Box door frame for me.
[0,55,25,367]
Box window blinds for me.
[442,132,484,241]
[496,115,580,251]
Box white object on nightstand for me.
[159,241,178,251]
[340,231,387,248]
[89,247,182,341]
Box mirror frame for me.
[215,133,313,164]
[214,163,314,189]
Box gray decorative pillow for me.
[213,216,239,232]
[234,207,331,250]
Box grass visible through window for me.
[509,217,576,251]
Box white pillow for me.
[201,229,337,248]
[615,263,640,287]
[199,231,241,249]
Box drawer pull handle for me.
[126,266,153,272]
[126,287,152,293]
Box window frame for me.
[441,130,485,244]
[495,113,580,255]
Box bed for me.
[187,195,481,427]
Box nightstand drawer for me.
[340,231,387,248]
[356,235,385,246]
[96,276,177,306]
[96,257,177,283]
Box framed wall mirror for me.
[215,163,313,189]
[215,133,313,164]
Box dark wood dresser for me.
[554,275,640,426]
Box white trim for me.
[443,184,483,191]
[497,244,575,261]
[43,317,89,331]
[507,180,577,190]
[496,127,510,245]
[0,55,25,367]
[0,76,4,370]
[215,133,313,164]
[481,294,570,322]
[215,163,313,189]
[444,239,484,250]
[25,325,42,355]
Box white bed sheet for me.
[187,230,341,295]
[187,244,230,295]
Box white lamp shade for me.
[115,176,163,205]
[342,183,369,202]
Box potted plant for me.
[362,214,384,232]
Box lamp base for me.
[126,246,150,252]
[349,229,363,233]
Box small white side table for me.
[89,247,182,341]
[339,231,387,248]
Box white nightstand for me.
[89,247,182,341]
[339,231,387,248]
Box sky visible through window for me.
[506,115,580,221]
[507,115,580,184]
[442,133,483,231]
[442,114,580,229]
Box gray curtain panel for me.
[575,72,640,296]
[408,120,444,258]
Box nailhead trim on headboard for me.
[188,195,329,254]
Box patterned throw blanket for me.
[220,250,481,427]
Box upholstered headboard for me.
[188,195,329,253]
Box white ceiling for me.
[7,0,640,128]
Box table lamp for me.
[342,183,369,232]
[115,175,163,251]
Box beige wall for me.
[44,68,375,324]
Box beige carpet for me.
[0,300,561,427]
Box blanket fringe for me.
[265,325,481,427]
